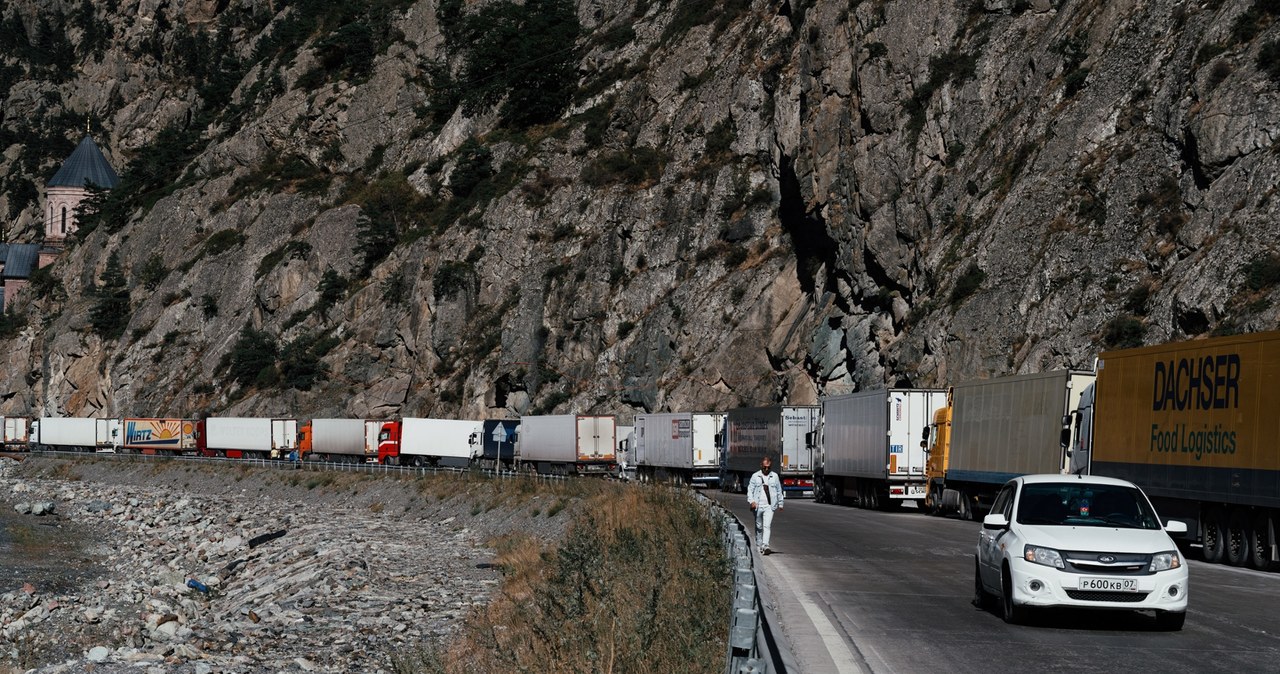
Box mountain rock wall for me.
[1,0,1278,420]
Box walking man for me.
[748,456,784,554]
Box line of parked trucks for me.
[0,415,593,473]
[4,331,1277,568]
[808,331,1280,570]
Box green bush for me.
[1242,253,1280,291]
[1258,40,1280,83]
[1123,283,1151,315]
[89,252,130,340]
[0,309,26,339]
[256,241,313,279]
[204,229,246,257]
[584,147,668,187]
[445,0,581,128]
[381,273,409,305]
[28,266,64,300]
[1103,316,1146,349]
[279,332,339,391]
[225,325,278,387]
[434,261,474,301]
[705,117,735,157]
[201,295,218,319]
[351,173,432,276]
[948,263,986,308]
[136,255,167,291]
[315,270,348,319]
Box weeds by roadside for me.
[403,484,730,674]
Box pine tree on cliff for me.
[89,251,130,340]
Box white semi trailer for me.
[519,414,617,475]
[205,417,298,459]
[813,389,947,508]
[32,417,120,452]
[633,412,723,485]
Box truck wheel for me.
[1201,509,1226,563]
[1226,508,1249,567]
[1249,512,1276,571]
[958,491,973,521]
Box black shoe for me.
[762,546,771,555]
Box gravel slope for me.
[0,455,575,673]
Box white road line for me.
[766,557,867,674]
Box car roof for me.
[1014,473,1137,488]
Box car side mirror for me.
[983,513,1009,530]
[1163,519,1188,535]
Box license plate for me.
[1079,577,1140,592]
[907,485,927,495]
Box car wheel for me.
[973,559,993,611]
[1001,566,1029,625]
[1155,610,1186,632]
[1226,508,1249,567]
[1249,512,1276,571]
[1201,509,1226,563]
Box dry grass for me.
[409,484,730,674]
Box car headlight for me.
[1024,544,1065,569]
[1150,551,1182,572]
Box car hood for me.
[1015,524,1176,553]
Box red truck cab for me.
[377,421,402,464]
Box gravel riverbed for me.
[0,456,573,673]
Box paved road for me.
[712,494,1280,674]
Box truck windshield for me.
[1016,483,1161,529]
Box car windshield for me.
[1016,482,1161,529]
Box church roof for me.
[48,136,120,189]
[2,244,39,280]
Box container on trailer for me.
[121,418,201,454]
[935,369,1094,518]
[1,417,30,448]
[723,406,818,494]
[816,389,947,505]
[377,418,484,467]
[519,414,616,474]
[206,417,298,458]
[305,418,379,459]
[1071,331,1280,566]
[634,412,723,484]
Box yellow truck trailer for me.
[1072,331,1280,569]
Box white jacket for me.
[747,470,784,512]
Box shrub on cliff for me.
[88,252,130,340]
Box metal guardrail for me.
[28,449,572,482]
[692,492,787,674]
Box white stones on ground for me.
[14,502,30,514]
[0,465,536,673]
[87,645,110,662]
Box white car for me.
[975,474,1189,630]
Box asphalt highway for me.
[713,494,1280,674]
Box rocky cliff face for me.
[1,0,1278,420]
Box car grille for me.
[1061,552,1152,575]
[1066,590,1150,603]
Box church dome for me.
[48,136,120,189]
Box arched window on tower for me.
[61,206,67,234]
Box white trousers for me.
[754,506,775,550]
